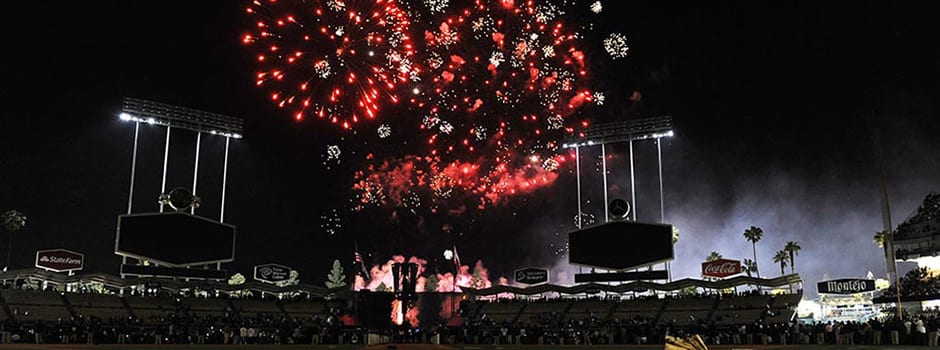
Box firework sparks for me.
[380,0,592,210]
[573,211,596,228]
[603,33,630,59]
[377,124,392,138]
[424,0,449,13]
[326,144,342,161]
[590,1,602,14]
[320,208,342,235]
[244,0,415,129]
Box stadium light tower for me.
[563,116,674,224]
[119,97,244,222]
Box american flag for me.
[354,243,369,280]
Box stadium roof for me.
[461,274,803,296]
[0,268,347,297]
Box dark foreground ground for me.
[0,345,930,350]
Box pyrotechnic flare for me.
[244,0,415,129]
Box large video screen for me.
[568,221,673,270]
[116,212,236,265]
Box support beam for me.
[127,122,140,215]
[221,137,231,222]
[191,132,202,214]
[602,144,609,222]
[575,146,582,229]
[160,127,172,212]
[629,140,636,221]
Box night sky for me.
[1,1,937,296]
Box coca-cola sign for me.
[701,259,742,278]
[817,279,875,294]
[35,249,84,272]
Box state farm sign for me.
[35,249,84,272]
[701,259,742,278]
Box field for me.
[0,344,930,350]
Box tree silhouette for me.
[784,241,801,273]
[773,250,789,276]
[743,226,763,278]
[325,260,346,288]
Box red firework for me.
[354,0,593,210]
[244,0,416,129]
[410,0,591,155]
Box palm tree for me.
[743,258,757,277]
[874,230,889,248]
[1,210,27,271]
[706,251,722,262]
[773,250,789,276]
[784,241,801,273]
[742,258,758,291]
[743,226,763,278]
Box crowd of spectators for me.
[0,309,361,345]
[16,286,940,347]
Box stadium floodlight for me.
[122,97,243,138]
[120,97,244,224]
[563,115,674,259]
[562,115,673,148]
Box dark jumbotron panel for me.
[116,212,236,266]
[121,264,227,280]
[568,221,673,270]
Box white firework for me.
[471,16,494,39]
[437,26,458,46]
[473,126,487,141]
[424,0,449,13]
[542,158,559,171]
[439,121,454,134]
[547,114,564,130]
[573,212,597,228]
[489,51,505,68]
[542,45,555,58]
[320,208,342,235]
[326,145,341,161]
[604,33,630,59]
[403,192,421,212]
[313,60,332,79]
[326,0,345,11]
[594,92,606,106]
[377,124,391,138]
[535,3,563,23]
[427,52,444,70]
[422,115,440,128]
[590,1,603,14]
[334,25,345,37]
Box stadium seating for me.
[2,289,71,322]
[123,295,178,321]
[68,293,129,320]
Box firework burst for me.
[603,32,629,59]
[244,0,415,130]
[365,0,594,210]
